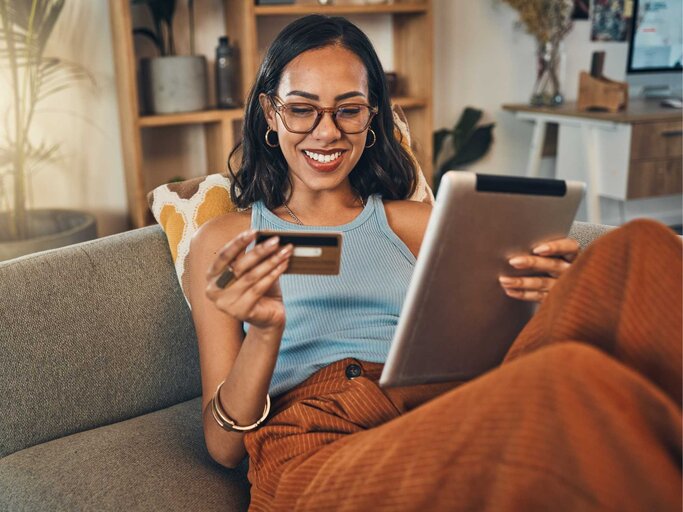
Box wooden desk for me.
[503,100,682,223]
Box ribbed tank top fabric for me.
[247,194,415,397]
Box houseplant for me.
[0,0,97,261]
[432,107,495,194]
[133,0,208,114]
[501,0,574,106]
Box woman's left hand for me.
[498,237,580,303]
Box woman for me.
[188,15,682,512]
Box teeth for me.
[304,150,342,163]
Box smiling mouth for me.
[303,150,345,164]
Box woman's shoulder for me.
[380,199,432,257]
[381,198,432,217]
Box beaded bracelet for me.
[210,380,271,432]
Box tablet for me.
[379,172,585,387]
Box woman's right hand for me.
[205,230,293,332]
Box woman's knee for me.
[514,340,608,370]
[506,341,636,395]
[597,218,679,253]
[509,341,677,414]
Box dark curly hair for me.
[228,14,417,210]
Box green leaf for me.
[133,27,161,54]
[451,107,482,153]
[34,0,65,53]
[432,128,449,164]
[1,0,65,55]
[148,0,177,25]
[451,124,495,168]
[436,155,459,180]
[133,0,178,22]
[0,139,61,175]
[25,140,60,174]
[0,142,60,175]
[0,147,13,168]
[35,57,94,102]
[0,31,26,50]
[432,153,459,196]
[133,0,177,55]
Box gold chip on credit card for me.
[256,230,342,275]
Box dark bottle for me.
[215,36,238,108]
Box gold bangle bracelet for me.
[210,380,271,433]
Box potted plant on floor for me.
[0,0,98,262]
[133,0,209,114]
[432,107,495,194]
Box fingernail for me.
[509,257,527,267]
[278,245,292,256]
[532,244,550,255]
[265,236,280,247]
[498,276,516,285]
[505,289,522,297]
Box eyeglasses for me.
[269,95,378,135]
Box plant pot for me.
[140,55,208,114]
[0,209,98,262]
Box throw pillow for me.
[148,105,434,303]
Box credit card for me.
[256,230,342,275]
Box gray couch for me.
[0,221,612,511]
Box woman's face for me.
[261,45,372,195]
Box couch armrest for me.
[0,225,201,457]
[568,221,614,249]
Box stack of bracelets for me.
[210,380,271,432]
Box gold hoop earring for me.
[365,129,376,149]
[265,128,279,148]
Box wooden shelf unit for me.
[253,3,429,15]
[110,0,433,228]
[137,108,244,128]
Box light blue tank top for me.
[248,194,415,397]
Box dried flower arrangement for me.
[502,0,574,44]
[500,0,575,105]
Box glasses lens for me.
[335,105,372,133]
[281,104,318,133]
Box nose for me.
[312,111,341,141]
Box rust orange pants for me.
[243,219,682,511]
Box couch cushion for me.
[0,397,250,511]
[568,221,614,249]
[0,225,201,457]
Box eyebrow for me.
[285,90,366,101]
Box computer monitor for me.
[626,0,683,98]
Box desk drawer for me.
[630,121,683,160]
[627,158,682,199]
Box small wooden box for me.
[577,71,629,112]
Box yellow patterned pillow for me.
[147,105,433,303]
